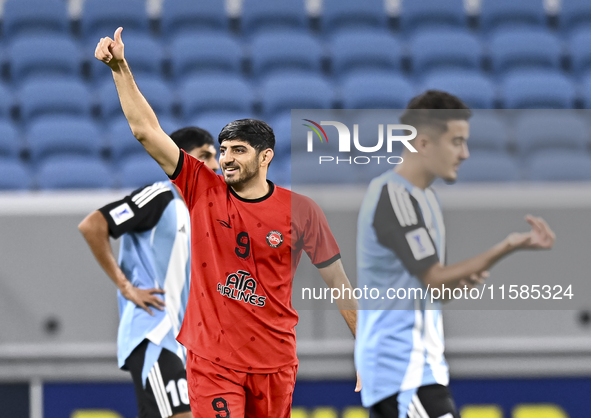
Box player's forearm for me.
[422,238,514,290]
[318,260,358,337]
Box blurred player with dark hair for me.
[355,90,555,418]
[79,127,219,418]
[94,28,357,418]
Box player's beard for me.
[223,158,260,187]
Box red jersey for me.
[172,151,340,373]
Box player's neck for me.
[230,177,271,200]
[394,163,435,190]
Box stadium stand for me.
[321,0,388,35]
[456,153,522,182]
[118,154,169,189]
[422,70,496,109]
[241,0,309,36]
[80,0,149,41]
[479,0,547,33]
[2,0,70,41]
[36,156,114,189]
[501,70,576,109]
[0,158,31,190]
[0,121,21,159]
[160,0,229,38]
[399,0,467,35]
[527,151,591,181]
[340,72,415,109]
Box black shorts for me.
[371,384,460,418]
[125,339,191,418]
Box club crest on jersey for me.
[217,270,266,307]
[266,230,283,248]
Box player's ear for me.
[260,148,274,167]
[413,134,430,152]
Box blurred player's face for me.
[219,139,263,186]
[188,144,219,172]
[425,119,470,182]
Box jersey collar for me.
[229,180,275,203]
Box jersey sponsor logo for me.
[405,227,436,261]
[266,230,283,248]
[109,203,134,225]
[217,270,266,307]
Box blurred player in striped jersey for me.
[79,127,219,418]
[355,91,555,418]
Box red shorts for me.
[186,351,298,418]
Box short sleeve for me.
[372,182,439,277]
[98,182,174,239]
[170,149,221,208]
[295,195,341,268]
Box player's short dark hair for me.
[170,127,214,153]
[400,90,472,137]
[218,119,275,153]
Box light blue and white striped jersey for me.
[355,170,448,407]
[99,181,191,383]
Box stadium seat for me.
[91,34,164,82]
[191,112,253,142]
[81,0,149,41]
[513,112,588,156]
[19,77,92,122]
[179,75,253,121]
[0,83,14,120]
[456,153,521,182]
[527,151,591,181]
[260,74,334,119]
[170,33,242,80]
[480,0,546,33]
[341,72,415,109]
[160,0,229,39]
[241,0,308,37]
[27,116,103,164]
[269,113,292,158]
[119,155,169,189]
[399,0,466,34]
[37,156,114,189]
[310,407,338,418]
[342,406,370,418]
[71,411,124,418]
[2,0,69,41]
[570,28,591,77]
[158,116,185,137]
[461,405,503,418]
[267,154,291,188]
[8,35,81,85]
[98,76,174,120]
[560,0,591,35]
[0,121,21,158]
[410,28,481,77]
[290,407,309,418]
[322,0,387,36]
[423,70,496,109]
[0,158,32,190]
[513,404,569,418]
[330,30,403,79]
[467,112,509,152]
[108,117,147,162]
[501,70,576,109]
[489,28,562,76]
[578,73,591,107]
[250,31,323,80]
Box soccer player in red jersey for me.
[95,28,358,417]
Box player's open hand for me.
[95,27,124,69]
[120,282,165,316]
[506,215,555,251]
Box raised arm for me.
[95,27,179,176]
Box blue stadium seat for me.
[108,117,147,162]
[260,74,334,119]
[269,113,292,159]
[489,28,562,76]
[250,31,323,80]
[191,112,253,142]
[578,73,591,107]
[501,70,576,109]
[341,72,415,109]
[423,70,496,109]
[9,35,81,85]
[0,158,32,190]
[241,0,308,36]
[480,0,546,33]
[570,28,591,77]
[81,0,149,41]
[267,154,291,188]
[98,76,174,120]
[467,112,509,152]
[528,151,591,181]
[91,34,164,82]
[160,0,229,39]
[2,0,69,41]
[456,152,521,182]
[560,0,591,35]
[0,83,13,120]
[331,30,402,79]
[0,121,21,158]
[410,28,481,77]
[170,33,242,80]
[159,116,185,137]
[400,0,466,34]
[322,0,387,36]
[513,112,588,156]
[37,156,114,189]
[19,77,92,122]
[291,152,359,185]
[119,155,168,189]
[179,75,253,121]
[26,116,103,164]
